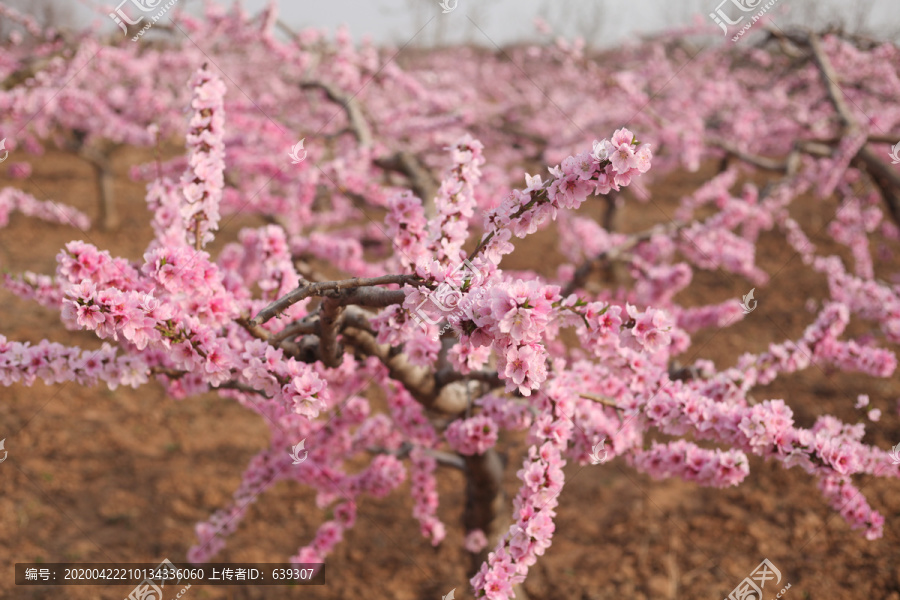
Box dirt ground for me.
[2,146,899,600]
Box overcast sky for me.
[30,0,900,46]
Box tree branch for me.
[374,151,440,209]
[340,326,437,407]
[300,80,373,147]
[369,443,466,470]
[562,221,684,297]
[318,296,344,368]
[251,274,419,325]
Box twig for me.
[369,444,466,470]
[807,32,859,134]
[579,393,620,408]
[215,381,271,397]
[150,367,269,398]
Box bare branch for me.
[708,137,790,172]
[852,146,900,226]
[215,381,271,397]
[330,287,408,308]
[806,30,900,225]
[369,444,467,470]
[436,369,503,389]
[374,151,440,210]
[579,393,620,408]
[251,274,419,326]
[318,296,344,368]
[340,326,437,408]
[300,80,373,147]
[807,32,860,134]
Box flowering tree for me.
[2,4,900,598]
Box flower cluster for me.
[481,128,651,247]
[445,414,499,456]
[632,440,750,488]
[409,448,445,545]
[472,393,572,599]
[180,64,227,249]
[0,188,91,231]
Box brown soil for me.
[2,148,900,600]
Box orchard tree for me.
[2,4,900,599]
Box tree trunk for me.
[80,148,117,230]
[463,449,528,599]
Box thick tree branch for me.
[300,80,373,147]
[852,147,900,226]
[807,32,859,134]
[341,326,436,406]
[251,274,419,325]
[374,151,440,209]
[330,287,408,308]
[708,137,790,172]
[318,296,344,368]
[435,369,503,389]
[806,31,900,225]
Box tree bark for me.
[80,148,117,230]
[462,449,528,598]
[464,449,507,574]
